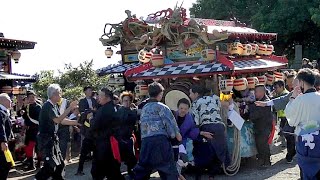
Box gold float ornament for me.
[138,49,152,64]
[242,44,253,56]
[233,78,248,91]
[219,79,233,92]
[257,75,267,85]
[201,49,215,61]
[220,92,233,102]
[250,42,259,55]
[257,42,267,55]
[265,43,274,56]
[186,45,204,56]
[228,40,244,56]
[135,84,148,96]
[266,73,275,85]
[246,77,259,89]
[151,54,164,67]
[274,71,284,81]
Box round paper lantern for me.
[250,43,259,55]
[257,43,267,55]
[257,75,267,85]
[233,78,248,91]
[228,41,244,56]
[108,74,116,86]
[219,79,233,92]
[242,44,253,56]
[11,50,21,63]
[247,77,259,89]
[274,71,284,81]
[151,54,164,67]
[265,44,274,56]
[201,49,215,61]
[135,84,148,96]
[266,73,275,85]
[138,49,152,63]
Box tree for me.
[32,60,109,101]
[190,0,320,61]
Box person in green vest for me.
[273,80,296,163]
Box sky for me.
[0,0,196,75]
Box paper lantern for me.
[135,84,148,96]
[257,43,267,55]
[247,77,259,89]
[250,43,259,55]
[151,54,164,67]
[274,71,284,81]
[257,75,267,85]
[266,73,275,85]
[228,41,244,56]
[233,78,248,91]
[138,49,152,63]
[105,47,113,58]
[201,49,215,61]
[265,44,274,56]
[219,79,233,92]
[11,50,21,63]
[242,44,253,56]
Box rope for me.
[221,102,241,176]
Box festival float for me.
[97,5,288,175]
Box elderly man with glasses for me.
[35,84,79,180]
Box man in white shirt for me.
[285,68,320,179]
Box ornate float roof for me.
[96,63,140,76]
[0,73,36,81]
[0,33,36,50]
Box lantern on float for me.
[228,38,244,56]
[138,49,152,64]
[247,77,259,89]
[257,75,267,85]
[219,79,233,92]
[257,42,267,55]
[250,42,259,55]
[274,71,284,81]
[266,73,275,85]
[105,47,113,58]
[265,42,274,56]
[151,53,164,67]
[242,44,252,56]
[233,78,248,91]
[201,49,215,61]
[11,50,21,63]
[135,84,149,96]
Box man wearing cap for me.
[23,90,42,170]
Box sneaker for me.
[286,158,293,164]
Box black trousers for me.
[35,135,65,180]
[254,129,271,163]
[77,137,94,172]
[284,133,296,160]
[0,152,11,180]
[119,138,137,176]
[91,138,125,180]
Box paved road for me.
[8,142,300,180]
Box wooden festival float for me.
[97,5,288,175]
[0,32,37,96]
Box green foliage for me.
[32,60,108,101]
[190,0,320,61]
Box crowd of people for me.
[0,66,320,180]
